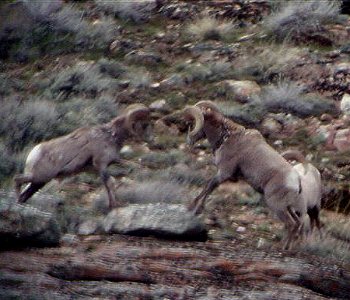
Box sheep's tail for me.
[281,149,309,175]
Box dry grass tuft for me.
[186,17,235,41]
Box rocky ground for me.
[1,0,350,299]
[1,234,350,299]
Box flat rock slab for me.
[103,203,207,241]
[0,195,61,249]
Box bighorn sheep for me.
[281,150,323,236]
[182,100,307,249]
[14,104,152,209]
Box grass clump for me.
[0,74,25,96]
[177,61,232,84]
[233,45,304,83]
[264,0,342,42]
[185,16,235,41]
[301,236,350,262]
[94,0,156,23]
[116,178,189,205]
[326,215,350,242]
[255,81,336,117]
[140,150,188,168]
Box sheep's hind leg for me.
[308,206,323,239]
[14,174,33,199]
[283,207,303,250]
[18,182,45,203]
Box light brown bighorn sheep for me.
[14,104,152,209]
[281,150,323,236]
[182,100,306,249]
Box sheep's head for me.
[124,104,153,143]
[183,100,222,146]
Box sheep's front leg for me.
[94,158,118,210]
[100,170,118,209]
[188,175,222,215]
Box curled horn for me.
[183,106,204,145]
[125,104,150,136]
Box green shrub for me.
[218,101,267,127]
[0,143,21,183]
[94,0,156,23]
[140,150,188,168]
[46,63,118,99]
[126,68,152,89]
[97,58,127,78]
[0,2,117,61]
[0,98,59,151]
[136,167,206,187]
[180,61,232,84]
[0,73,25,96]
[56,94,118,134]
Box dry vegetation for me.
[1,0,350,297]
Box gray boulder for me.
[103,203,207,241]
[0,193,61,248]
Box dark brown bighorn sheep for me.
[281,149,323,237]
[14,104,152,209]
[182,100,307,249]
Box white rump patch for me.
[285,170,300,191]
[26,144,42,168]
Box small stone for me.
[103,203,207,241]
[257,238,265,248]
[78,219,100,236]
[219,80,261,103]
[236,226,246,233]
[149,99,171,113]
[120,145,134,156]
[340,94,350,115]
[60,234,79,246]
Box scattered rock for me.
[332,128,350,152]
[103,203,207,241]
[159,2,198,20]
[125,50,162,65]
[333,62,350,75]
[260,117,282,136]
[159,74,185,88]
[0,194,61,249]
[149,99,171,113]
[340,93,350,115]
[77,219,101,236]
[236,226,246,233]
[60,234,79,246]
[218,80,261,103]
[109,38,142,54]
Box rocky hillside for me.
[1,0,350,299]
